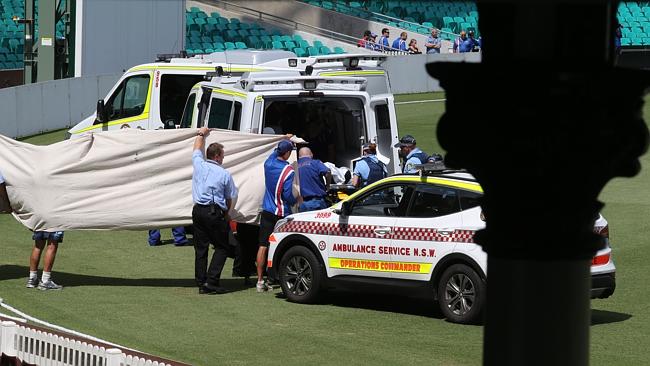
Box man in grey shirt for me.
[425,28,442,54]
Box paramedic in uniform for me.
[192,127,238,295]
[394,135,428,174]
[297,147,331,212]
[256,138,297,292]
[351,143,387,188]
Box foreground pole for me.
[428,1,649,365]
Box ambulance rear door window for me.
[207,97,232,129]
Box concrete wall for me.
[75,0,185,77]
[0,73,121,138]
[384,53,481,94]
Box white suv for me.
[267,171,616,324]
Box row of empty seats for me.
[0,0,67,69]
[301,0,479,41]
[186,7,345,56]
[619,2,650,46]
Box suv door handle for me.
[374,227,392,236]
[438,230,454,236]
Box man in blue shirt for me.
[297,147,331,212]
[425,28,442,54]
[394,135,428,174]
[192,127,238,295]
[392,31,408,52]
[257,138,297,292]
[377,28,390,51]
[352,143,388,187]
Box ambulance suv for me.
[267,168,616,324]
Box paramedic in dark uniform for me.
[394,135,429,174]
[297,147,331,212]
[192,127,238,295]
[351,143,387,188]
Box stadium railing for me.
[364,11,459,41]
[210,0,383,54]
[0,318,190,366]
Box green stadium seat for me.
[281,35,292,42]
[210,12,221,18]
[213,35,225,43]
[230,18,240,24]
[292,34,303,42]
[285,41,297,50]
[217,17,229,25]
[293,47,307,57]
[238,29,250,37]
[239,23,250,30]
[631,37,642,45]
[258,29,269,36]
[201,36,212,43]
[422,21,433,28]
[201,42,212,50]
[226,23,239,30]
[272,40,284,49]
[313,40,323,48]
[235,41,247,49]
[249,29,260,36]
[206,17,218,25]
[204,48,215,53]
[333,46,345,54]
[190,7,201,13]
[259,35,272,48]
[307,46,320,56]
[319,46,331,55]
[247,35,261,48]
[213,42,225,50]
[271,35,282,42]
[299,40,310,49]
[224,41,236,50]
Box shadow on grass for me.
[591,309,632,325]
[277,289,449,321]
[0,265,254,293]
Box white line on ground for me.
[395,99,446,105]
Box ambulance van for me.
[66,51,300,139]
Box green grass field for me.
[1,92,649,365]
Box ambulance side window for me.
[232,101,242,131]
[459,190,482,211]
[207,97,232,129]
[350,183,414,217]
[105,74,150,121]
[180,93,196,129]
[407,184,460,218]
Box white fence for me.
[0,321,182,366]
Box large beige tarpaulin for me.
[0,129,288,231]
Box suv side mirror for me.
[94,99,109,124]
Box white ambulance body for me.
[66,50,395,148]
[181,52,400,173]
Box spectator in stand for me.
[408,39,421,54]
[425,28,442,54]
[377,28,390,51]
[392,31,408,52]
[453,31,468,53]
[367,32,378,50]
[468,30,480,52]
[357,30,371,48]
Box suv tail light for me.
[595,225,609,240]
[229,220,238,234]
[592,252,611,266]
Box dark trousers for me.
[192,204,228,288]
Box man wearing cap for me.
[297,147,331,212]
[395,135,429,174]
[351,143,388,188]
[256,138,298,292]
[192,127,238,295]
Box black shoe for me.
[199,284,228,295]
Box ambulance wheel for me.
[279,245,323,304]
[437,264,485,324]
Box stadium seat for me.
[319,46,331,55]
[313,40,324,48]
[284,41,297,50]
[293,47,307,57]
[235,41,248,49]
[333,46,345,54]
[210,12,221,18]
[224,41,236,50]
[307,46,320,56]
[272,40,284,49]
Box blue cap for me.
[276,140,294,154]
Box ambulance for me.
[66,50,396,155]
[181,52,400,174]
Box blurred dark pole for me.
[428,1,649,365]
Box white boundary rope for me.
[395,99,446,105]
[0,297,135,351]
